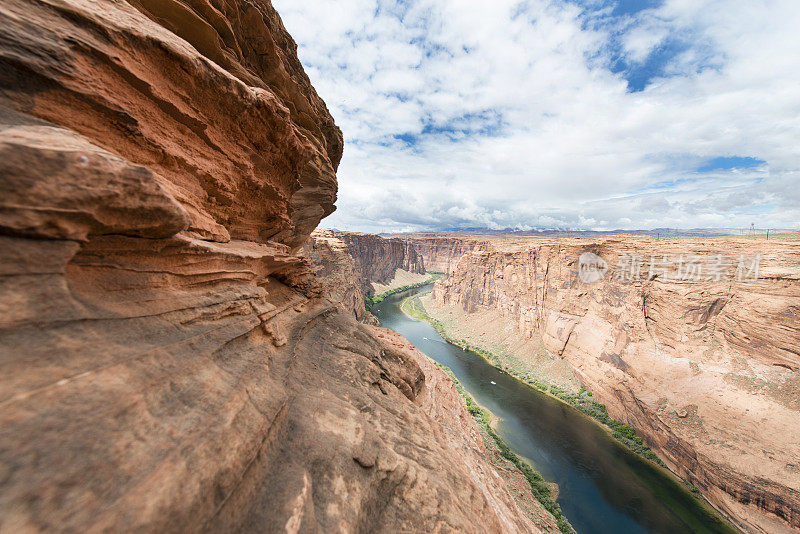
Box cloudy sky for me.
[272,0,800,233]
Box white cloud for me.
[272,0,800,232]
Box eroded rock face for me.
[1,0,340,246]
[333,232,426,296]
[433,237,800,533]
[0,2,541,532]
[402,235,487,273]
[301,229,369,322]
[302,230,434,322]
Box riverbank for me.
[401,291,743,533]
[371,268,435,295]
[383,286,740,533]
[432,361,576,534]
[420,237,798,533]
[365,273,442,311]
[402,291,680,470]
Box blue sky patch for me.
[568,0,663,17]
[610,0,662,17]
[421,110,505,139]
[572,0,722,92]
[392,132,418,145]
[697,156,765,172]
[608,38,688,92]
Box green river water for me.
[373,285,739,534]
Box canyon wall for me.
[302,230,429,317]
[301,229,369,322]
[0,2,543,531]
[334,232,426,296]
[432,238,800,534]
[402,235,484,273]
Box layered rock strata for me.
[334,232,426,296]
[301,229,368,321]
[432,237,800,534]
[0,1,542,531]
[302,230,429,321]
[401,235,488,274]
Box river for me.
[372,285,738,534]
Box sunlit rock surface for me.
[301,229,369,322]
[403,235,487,274]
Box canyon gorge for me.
[308,231,799,533]
[409,235,800,534]
[1,0,797,533]
[236,222,800,533]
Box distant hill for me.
[383,227,796,239]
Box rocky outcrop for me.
[433,237,800,534]
[0,0,340,246]
[0,2,542,532]
[366,326,553,533]
[302,229,430,320]
[301,229,370,322]
[334,232,426,296]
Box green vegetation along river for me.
[372,285,738,534]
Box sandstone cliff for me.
[431,237,800,533]
[301,229,430,321]
[401,235,484,273]
[301,229,369,322]
[0,1,542,531]
[333,231,426,296]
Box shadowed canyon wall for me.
[431,237,800,534]
[302,230,429,319]
[0,1,544,531]
[336,232,426,296]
